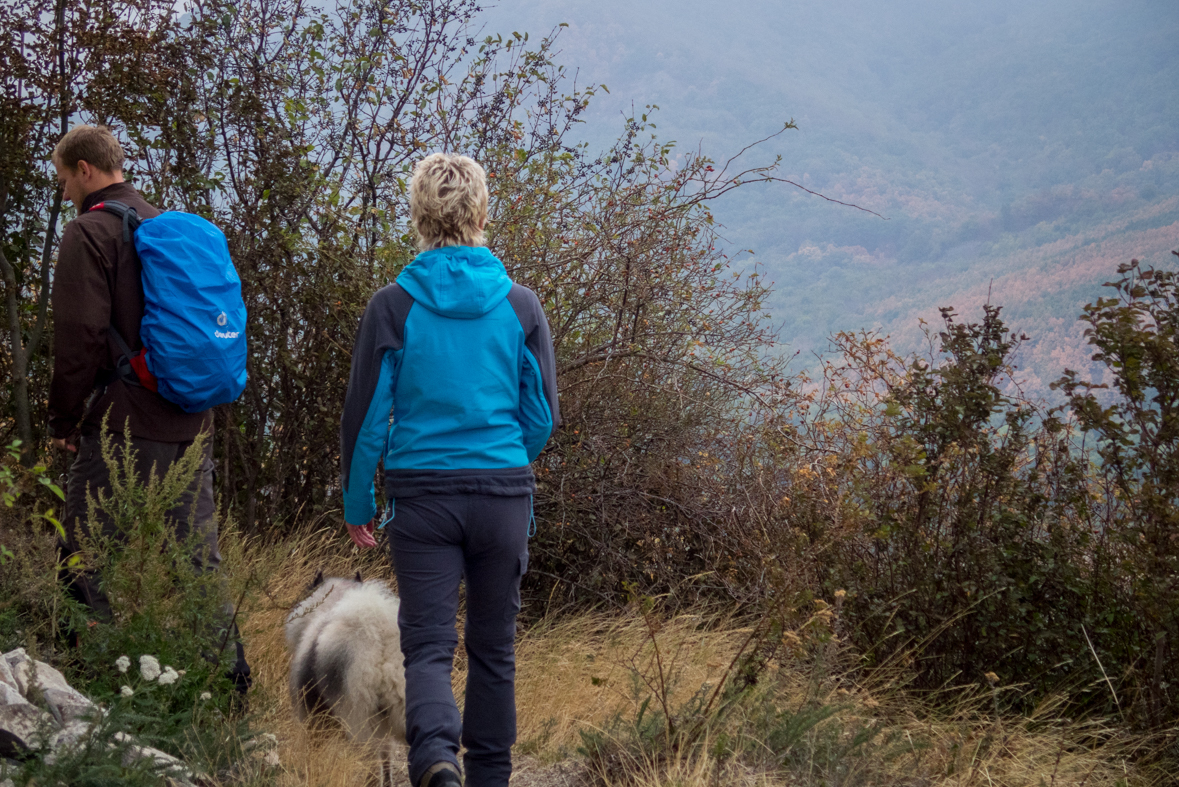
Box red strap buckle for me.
[128,348,158,392]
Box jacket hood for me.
[396,246,512,319]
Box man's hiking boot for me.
[419,761,462,787]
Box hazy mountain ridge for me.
[841,200,1179,398]
[479,0,1179,402]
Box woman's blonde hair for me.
[410,153,489,249]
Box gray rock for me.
[0,650,94,725]
[242,732,278,752]
[0,651,189,784]
[112,732,199,786]
[0,653,28,698]
[49,719,93,750]
[41,687,95,724]
[11,657,74,701]
[0,684,27,709]
[41,720,97,766]
[0,703,52,758]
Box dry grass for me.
[224,527,1163,787]
[224,525,398,786]
[511,613,1157,787]
[515,612,751,759]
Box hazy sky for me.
[477,0,1178,198]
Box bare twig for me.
[1081,624,1123,720]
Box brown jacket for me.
[48,182,212,442]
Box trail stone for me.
[0,658,15,692]
[0,704,52,758]
[244,733,281,769]
[242,732,278,752]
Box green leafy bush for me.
[0,438,67,651]
[1054,255,1179,728]
[3,426,274,784]
[808,307,1113,704]
[772,254,1179,730]
[0,438,65,562]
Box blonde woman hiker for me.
[339,152,560,787]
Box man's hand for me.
[346,519,378,549]
[52,437,77,453]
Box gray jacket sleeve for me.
[339,284,415,523]
[507,284,561,430]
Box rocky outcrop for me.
[0,650,63,760]
[0,648,200,786]
[0,704,49,760]
[3,649,93,728]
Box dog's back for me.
[286,576,407,747]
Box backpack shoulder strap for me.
[107,325,137,360]
[88,200,142,243]
[106,325,158,392]
[88,203,156,391]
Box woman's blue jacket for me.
[339,245,560,526]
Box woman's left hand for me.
[347,519,378,548]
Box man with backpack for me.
[48,124,250,694]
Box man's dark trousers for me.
[61,432,250,688]
[388,493,530,787]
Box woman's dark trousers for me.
[388,494,530,787]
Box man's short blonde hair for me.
[52,125,125,174]
[410,153,489,249]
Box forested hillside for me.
[483,0,1179,396]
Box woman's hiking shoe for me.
[419,761,462,787]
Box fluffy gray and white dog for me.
[286,571,407,784]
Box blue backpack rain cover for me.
[92,201,247,413]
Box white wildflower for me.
[120,685,134,697]
[115,655,131,674]
[157,666,180,686]
[199,691,212,701]
[177,670,187,677]
[139,654,161,682]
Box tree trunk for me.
[0,186,62,465]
